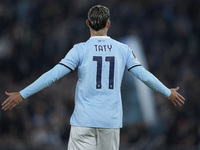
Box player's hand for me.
[168,87,185,106]
[1,91,23,111]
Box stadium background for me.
[0,0,199,149]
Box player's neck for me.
[90,28,108,37]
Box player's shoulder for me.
[110,38,129,49]
[73,42,86,49]
[71,42,87,56]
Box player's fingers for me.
[2,98,15,110]
[178,97,185,105]
[3,97,21,111]
[174,98,182,106]
[176,93,185,105]
[2,102,11,111]
[177,92,185,101]
[175,87,179,92]
[2,92,14,106]
[171,100,177,106]
[1,97,11,106]
[2,99,11,110]
[5,91,12,96]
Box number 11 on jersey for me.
[93,56,115,89]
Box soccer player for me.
[2,5,185,150]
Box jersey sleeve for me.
[19,64,71,99]
[59,45,80,71]
[129,65,171,98]
[126,47,141,71]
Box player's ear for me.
[86,19,90,27]
[106,19,110,29]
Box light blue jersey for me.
[59,36,141,128]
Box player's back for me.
[60,36,139,128]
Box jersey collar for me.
[90,36,110,39]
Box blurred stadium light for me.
[121,36,157,126]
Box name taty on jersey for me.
[94,44,112,52]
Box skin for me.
[2,91,23,111]
[1,20,185,111]
[167,87,185,106]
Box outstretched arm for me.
[129,66,185,106]
[2,64,71,111]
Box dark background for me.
[0,0,199,149]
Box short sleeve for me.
[59,45,80,71]
[126,47,141,71]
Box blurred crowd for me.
[0,0,199,149]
